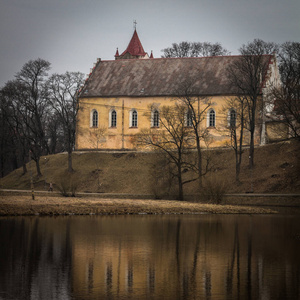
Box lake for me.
[0,214,299,299]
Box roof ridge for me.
[105,53,274,63]
[102,55,238,62]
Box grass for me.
[0,196,277,216]
[0,140,299,199]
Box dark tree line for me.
[226,39,278,172]
[271,42,300,140]
[226,40,300,183]
[161,41,230,58]
[0,58,84,177]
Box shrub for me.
[57,179,69,197]
[199,175,227,204]
[70,177,79,197]
[57,172,79,197]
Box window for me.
[130,109,138,127]
[152,109,159,127]
[110,109,117,127]
[229,109,236,128]
[186,109,193,127]
[208,109,215,127]
[91,110,98,127]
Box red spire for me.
[150,50,153,59]
[120,29,146,57]
[115,48,119,57]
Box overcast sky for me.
[0,0,299,87]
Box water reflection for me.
[0,215,299,299]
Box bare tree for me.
[0,90,18,177]
[227,39,277,168]
[1,59,51,177]
[14,58,51,176]
[270,42,300,139]
[1,80,32,175]
[46,111,65,154]
[162,41,230,58]
[47,72,85,172]
[176,80,212,187]
[223,96,247,182]
[137,104,197,200]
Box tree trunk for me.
[249,133,254,169]
[22,162,27,175]
[20,149,27,175]
[249,100,256,169]
[196,138,203,188]
[236,131,243,183]
[0,156,4,178]
[35,159,42,177]
[177,165,184,201]
[235,161,241,183]
[68,150,73,173]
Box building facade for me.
[75,30,280,150]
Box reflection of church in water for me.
[0,211,298,299]
[69,216,291,299]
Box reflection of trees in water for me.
[226,222,241,299]
[1,215,300,299]
[147,264,155,294]
[88,260,94,292]
[0,217,72,300]
[105,261,112,297]
[247,220,252,300]
[69,215,300,299]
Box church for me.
[75,29,281,150]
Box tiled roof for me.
[120,29,146,57]
[80,55,273,98]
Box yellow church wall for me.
[75,95,259,151]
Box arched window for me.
[130,109,138,127]
[152,109,159,127]
[91,109,98,127]
[207,109,215,127]
[229,109,236,128]
[186,109,193,127]
[110,109,117,127]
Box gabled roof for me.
[80,55,273,98]
[120,29,147,57]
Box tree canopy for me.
[161,41,230,58]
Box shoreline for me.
[0,195,280,216]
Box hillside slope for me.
[1,140,299,197]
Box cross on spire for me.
[133,20,137,30]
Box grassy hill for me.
[1,140,299,198]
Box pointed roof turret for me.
[115,27,150,60]
[115,48,119,58]
[150,50,154,59]
[120,29,147,57]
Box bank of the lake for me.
[0,195,279,216]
